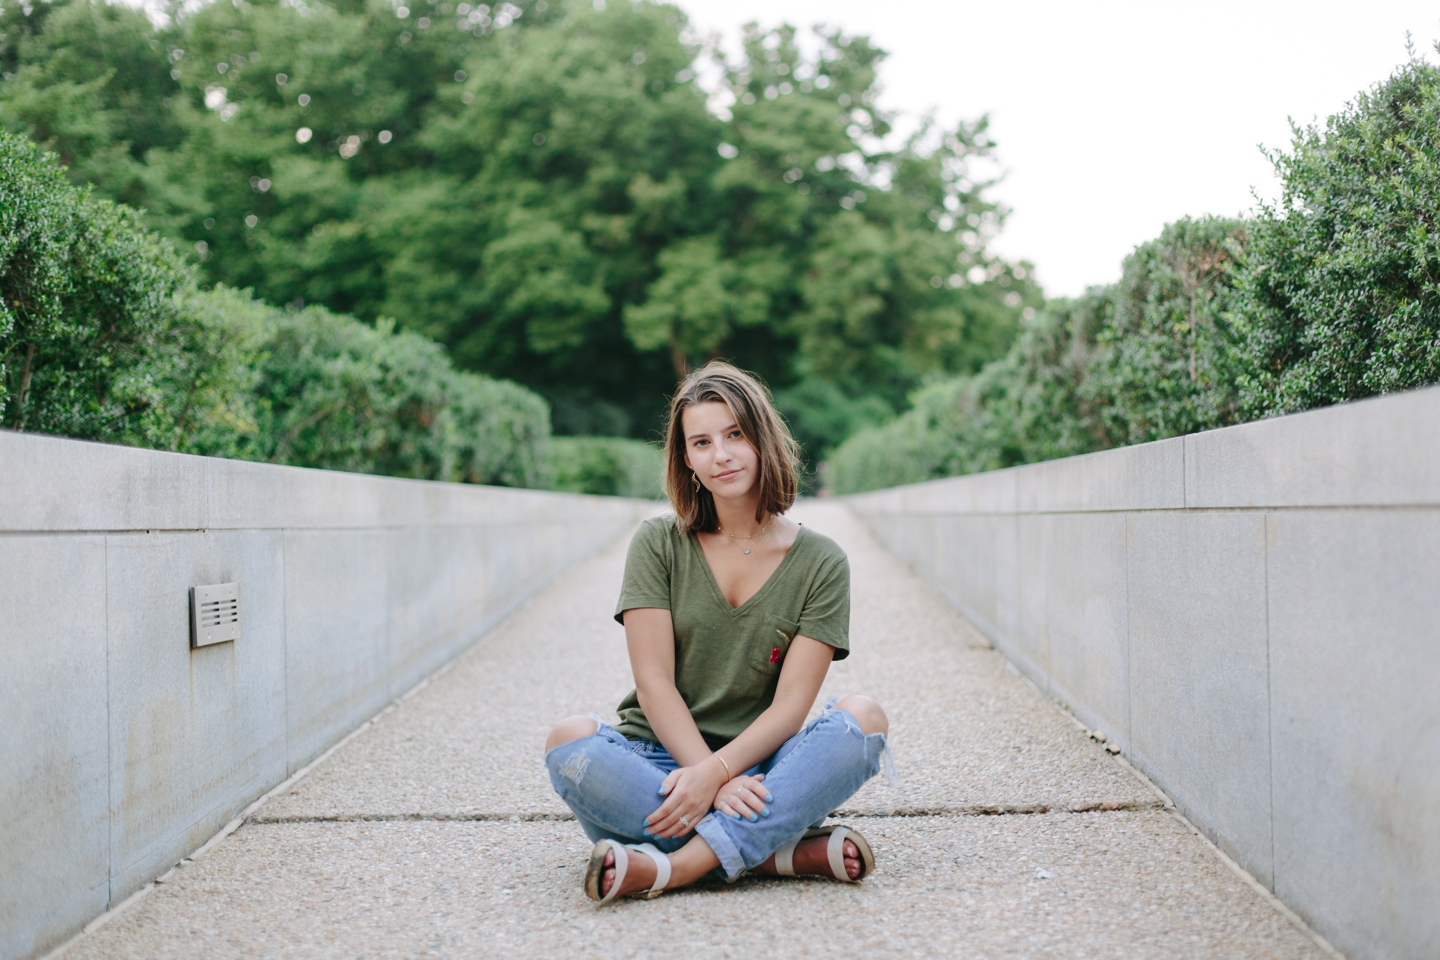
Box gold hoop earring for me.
[691,472,701,493]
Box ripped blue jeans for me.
[544,703,893,880]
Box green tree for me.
[1,0,1033,457]
[0,0,184,206]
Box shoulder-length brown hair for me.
[664,361,800,534]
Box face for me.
[681,401,760,503]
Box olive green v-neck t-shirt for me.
[612,515,850,749]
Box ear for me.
[683,450,693,471]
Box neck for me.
[711,493,766,536]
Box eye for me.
[729,430,743,439]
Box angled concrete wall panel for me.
[1124,511,1273,886]
[1266,510,1440,960]
[0,431,649,959]
[0,536,109,960]
[103,531,289,902]
[846,385,1440,960]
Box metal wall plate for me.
[190,582,241,648]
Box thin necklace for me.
[719,517,772,555]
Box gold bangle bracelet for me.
[713,753,733,780]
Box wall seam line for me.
[103,534,114,910]
[1123,512,1133,745]
[282,528,291,777]
[1264,511,1276,892]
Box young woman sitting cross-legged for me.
[543,361,893,902]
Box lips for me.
[713,469,742,481]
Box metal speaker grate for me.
[190,582,242,648]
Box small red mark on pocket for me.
[770,647,783,664]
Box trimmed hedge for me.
[548,435,663,499]
[1,129,187,442]
[1,130,550,488]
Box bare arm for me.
[622,607,711,767]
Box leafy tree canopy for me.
[0,0,1036,461]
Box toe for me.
[601,865,616,897]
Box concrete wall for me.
[0,432,650,960]
[844,386,1440,960]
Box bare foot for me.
[757,837,863,880]
[599,847,658,898]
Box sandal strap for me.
[773,837,801,877]
[826,827,850,881]
[598,840,629,904]
[629,843,671,898]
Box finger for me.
[735,778,771,807]
[745,776,774,803]
[648,792,693,836]
[644,792,682,834]
[647,814,677,838]
[657,769,681,796]
[653,804,698,838]
[737,786,768,818]
[724,784,764,820]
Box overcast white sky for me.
[677,0,1440,296]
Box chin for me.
[713,480,755,498]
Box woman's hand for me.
[712,773,770,822]
[645,761,727,839]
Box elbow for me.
[632,674,672,713]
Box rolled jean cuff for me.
[694,814,745,880]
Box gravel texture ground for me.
[69,815,1320,960]
[64,502,1323,959]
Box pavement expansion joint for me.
[248,799,1166,826]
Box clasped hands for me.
[642,755,773,840]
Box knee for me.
[834,695,888,736]
[544,715,598,753]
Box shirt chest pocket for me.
[752,613,800,674]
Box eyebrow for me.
[686,422,741,442]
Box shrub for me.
[1238,56,1440,415]
[229,301,551,486]
[548,436,663,498]
[830,219,1245,493]
[0,129,189,442]
[1,131,552,488]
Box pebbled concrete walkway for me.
[62,504,1327,959]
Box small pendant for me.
[743,549,751,555]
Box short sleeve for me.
[613,518,674,624]
[796,554,850,659]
